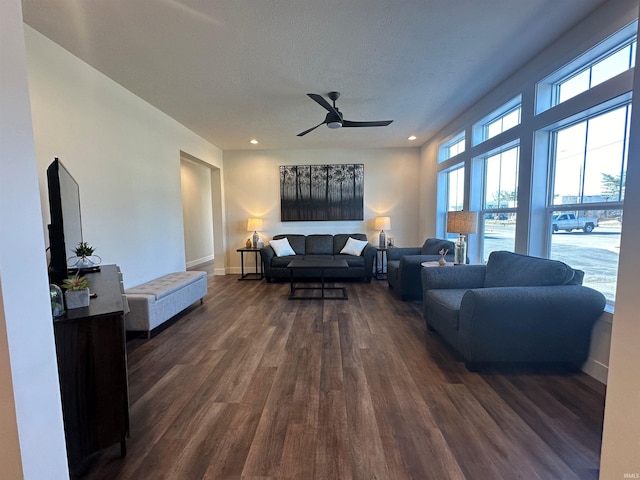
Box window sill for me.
[600,306,614,324]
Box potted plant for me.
[62,274,91,309]
[72,241,100,268]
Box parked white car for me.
[552,213,598,233]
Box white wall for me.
[600,2,640,473]
[180,157,214,267]
[25,26,226,289]
[0,0,68,477]
[223,148,420,272]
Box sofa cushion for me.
[484,251,575,288]
[336,254,366,268]
[424,289,468,330]
[421,238,455,255]
[274,234,306,255]
[270,237,296,257]
[306,234,334,255]
[340,237,368,256]
[272,255,298,268]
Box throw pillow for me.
[340,237,368,256]
[270,237,296,257]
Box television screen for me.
[47,158,83,285]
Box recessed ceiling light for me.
[408,135,417,141]
[250,139,259,144]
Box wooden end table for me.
[237,247,263,280]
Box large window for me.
[480,145,519,261]
[435,18,635,310]
[446,166,465,212]
[444,166,465,241]
[548,104,630,303]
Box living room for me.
[2,0,639,478]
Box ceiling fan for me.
[297,91,393,137]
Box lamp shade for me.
[446,211,478,234]
[374,216,391,231]
[247,218,263,232]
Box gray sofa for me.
[421,251,606,371]
[260,233,376,283]
[387,238,455,300]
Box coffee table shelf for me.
[287,258,349,300]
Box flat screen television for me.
[47,158,84,286]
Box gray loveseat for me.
[260,233,376,283]
[387,238,455,300]
[421,251,606,371]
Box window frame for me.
[472,95,522,146]
[536,20,637,114]
[438,131,466,163]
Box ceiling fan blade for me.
[342,120,393,128]
[307,93,340,116]
[297,121,326,137]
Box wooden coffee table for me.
[287,258,349,300]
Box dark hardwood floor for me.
[78,265,605,479]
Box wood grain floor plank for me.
[343,365,391,480]
[78,268,605,480]
[315,389,353,480]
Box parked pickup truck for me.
[552,213,598,233]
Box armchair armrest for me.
[421,264,486,291]
[260,246,276,278]
[387,247,421,261]
[457,285,606,365]
[361,243,376,281]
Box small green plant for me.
[74,241,95,257]
[62,275,90,291]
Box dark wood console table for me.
[53,264,130,471]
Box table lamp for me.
[374,216,391,248]
[446,211,478,264]
[247,218,263,248]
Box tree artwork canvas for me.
[280,164,364,221]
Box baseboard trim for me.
[186,255,214,268]
[582,359,609,384]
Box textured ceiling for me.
[22,0,607,151]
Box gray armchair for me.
[387,238,455,300]
[421,251,606,371]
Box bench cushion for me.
[125,271,206,300]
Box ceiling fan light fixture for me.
[327,121,342,129]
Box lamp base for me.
[379,230,386,248]
[454,234,466,265]
[252,231,259,249]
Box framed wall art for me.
[280,164,364,221]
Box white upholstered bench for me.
[124,271,207,337]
